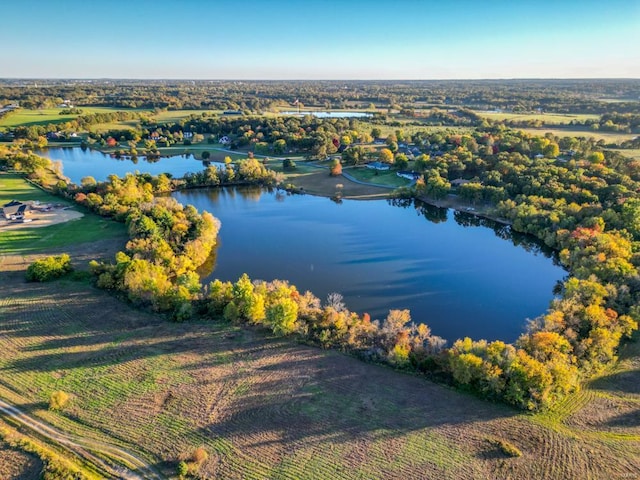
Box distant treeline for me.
[1,79,639,114]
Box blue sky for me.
[1,0,638,79]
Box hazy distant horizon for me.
[1,77,639,82]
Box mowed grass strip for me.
[0,174,126,254]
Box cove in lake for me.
[173,187,566,343]
[39,147,214,184]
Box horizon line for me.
[2,77,640,82]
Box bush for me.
[177,461,188,477]
[192,447,208,464]
[26,255,73,282]
[49,391,70,410]
[487,438,522,458]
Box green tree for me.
[266,297,299,335]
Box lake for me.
[281,111,373,118]
[173,187,565,343]
[39,147,212,184]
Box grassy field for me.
[345,167,411,187]
[0,107,141,128]
[520,127,637,144]
[89,120,140,133]
[356,121,473,138]
[607,148,640,160]
[0,262,638,479]
[150,109,223,124]
[475,111,599,124]
[0,174,126,255]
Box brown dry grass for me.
[0,437,42,480]
[289,170,392,199]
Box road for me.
[0,398,163,479]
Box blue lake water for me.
[281,111,373,118]
[39,147,212,184]
[173,187,566,343]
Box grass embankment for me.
[0,269,638,479]
[0,174,126,255]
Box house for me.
[150,131,160,140]
[219,136,230,145]
[183,131,193,139]
[397,170,421,180]
[366,161,390,171]
[223,110,243,115]
[2,200,30,220]
[450,178,470,187]
[373,138,386,145]
[534,153,545,160]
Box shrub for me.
[176,460,188,477]
[26,255,73,282]
[192,447,208,464]
[49,391,70,410]
[487,438,522,458]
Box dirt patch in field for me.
[290,170,391,199]
[0,208,84,231]
[0,438,43,480]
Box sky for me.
[1,0,638,79]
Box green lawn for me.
[0,107,142,128]
[0,174,126,255]
[345,167,411,187]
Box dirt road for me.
[0,398,163,479]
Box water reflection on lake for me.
[39,147,215,183]
[173,187,566,342]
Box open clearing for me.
[0,107,142,129]
[0,247,639,479]
[475,111,598,124]
[0,173,127,255]
[284,169,392,199]
[519,127,637,144]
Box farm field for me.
[0,255,639,479]
[0,107,141,128]
[475,111,599,124]
[520,127,638,144]
[150,109,223,124]
[607,148,640,160]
